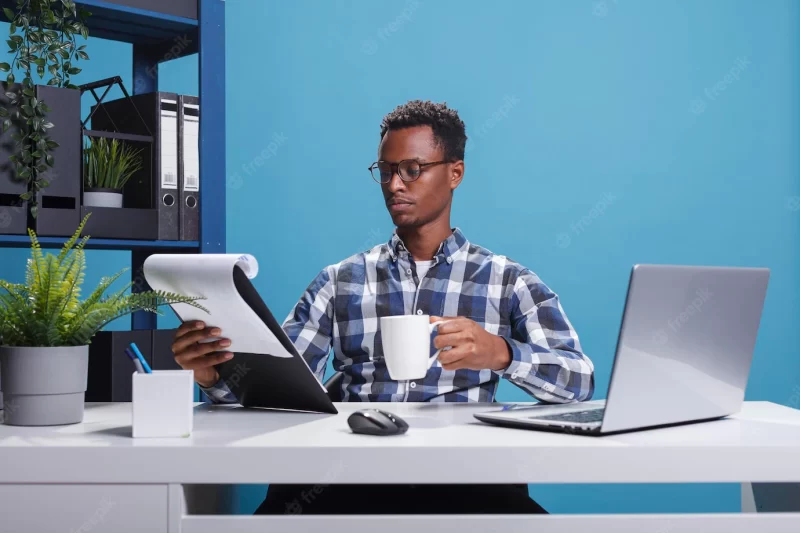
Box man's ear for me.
[450,160,464,191]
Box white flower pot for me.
[84,188,123,208]
[0,345,89,426]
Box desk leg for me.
[742,483,800,512]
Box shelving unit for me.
[0,0,226,330]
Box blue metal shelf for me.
[0,234,199,251]
[0,0,224,333]
[0,0,198,44]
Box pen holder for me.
[132,370,194,438]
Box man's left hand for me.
[430,315,512,371]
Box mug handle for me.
[428,320,450,369]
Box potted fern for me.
[0,214,207,426]
[83,137,144,208]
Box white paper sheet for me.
[143,254,293,357]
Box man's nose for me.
[387,170,406,193]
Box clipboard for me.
[143,254,337,414]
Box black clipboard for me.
[211,266,337,414]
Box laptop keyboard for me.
[532,408,605,424]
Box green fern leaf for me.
[3,214,207,347]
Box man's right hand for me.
[172,321,233,388]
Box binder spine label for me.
[160,99,179,190]
[182,104,200,192]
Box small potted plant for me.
[82,137,144,208]
[0,214,207,426]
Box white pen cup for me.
[380,315,450,381]
[132,370,194,438]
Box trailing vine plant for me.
[0,0,90,217]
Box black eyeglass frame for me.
[368,159,452,184]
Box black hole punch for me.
[185,195,197,208]
[162,193,175,207]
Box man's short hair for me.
[380,100,467,161]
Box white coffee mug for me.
[380,314,449,381]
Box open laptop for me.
[474,264,770,435]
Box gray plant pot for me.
[0,345,89,426]
[84,188,123,208]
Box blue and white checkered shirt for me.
[202,228,594,404]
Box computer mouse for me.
[347,409,409,436]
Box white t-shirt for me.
[414,260,434,280]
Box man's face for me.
[378,126,461,228]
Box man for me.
[172,100,594,514]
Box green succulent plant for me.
[83,137,144,191]
[0,214,208,347]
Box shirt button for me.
[416,309,423,315]
[406,268,412,275]
[446,257,453,264]
[410,381,416,388]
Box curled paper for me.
[143,253,292,357]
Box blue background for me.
[1,0,799,514]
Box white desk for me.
[1,401,799,532]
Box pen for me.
[129,342,152,374]
[125,348,145,374]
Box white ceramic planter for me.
[0,345,89,426]
[84,188,123,208]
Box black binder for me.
[92,92,180,240]
[86,330,153,402]
[178,95,200,241]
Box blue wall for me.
[219,0,800,513]
[1,0,798,515]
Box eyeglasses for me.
[368,159,451,184]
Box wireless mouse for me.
[347,409,409,436]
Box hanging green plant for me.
[0,0,91,218]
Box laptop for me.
[474,264,770,435]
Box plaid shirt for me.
[202,228,594,404]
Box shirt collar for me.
[387,227,468,262]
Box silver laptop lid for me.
[601,264,769,433]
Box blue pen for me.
[125,348,145,374]
[129,342,152,374]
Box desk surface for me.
[1,401,799,484]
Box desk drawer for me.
[0,484,167,533]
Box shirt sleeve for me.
[495,269,595,403]
[281,265,336,382]
[199,378,238,404]
[201,266,336,404]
